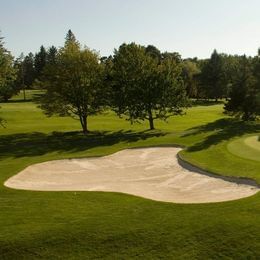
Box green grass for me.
[0,92,260,259]
[227,135,260,162]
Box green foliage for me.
[225,56,260,120]
[39,31,106,133]
[145,44,161,61]
[34,45,47,80]
[181,60,200,98]
[65,29,79,48]
[46,45,58,65]
[0,33,17,102]
[22,52,36,87]
[111,43,189,130]
[198,50,226,100]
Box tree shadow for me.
[182,118,260,152]
[0,130,166,159]
[191,99,225,107]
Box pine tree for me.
[34,45,47,79]
[46,46,58,65]
[65,29,79,48]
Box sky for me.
[1,0,260,59]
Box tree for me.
[0,32,17,102]
[161,51,182,63]
[34,45,47,80]
[65,29,79,47]
[39,31,105,134]
[111,43,188,130]
[46,46,58,65]
[182,60,200,98]
[225,55,260,120]
[23,52,35,88]
[199,50,226,101]
[145,45,161,61]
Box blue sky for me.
[1,0,260,58]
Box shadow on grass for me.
[191,99,225,107]
[182,118,260,152]
[0,130,166,159]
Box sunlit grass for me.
[0,91,259,259]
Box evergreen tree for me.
[65,29,79,48]
[34,45,47,79]
[23,52,35,88]
[46,46,58,65]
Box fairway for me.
[227,135,260,162]
[0,94,260,259]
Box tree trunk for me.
[148,109,155,130]
[23,88,26,101]
[80,115,88,134]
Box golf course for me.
[0,90,259,259]
[1,2,260,256]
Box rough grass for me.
[0,90,260,259]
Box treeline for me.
[0,30,259,132]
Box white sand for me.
[4,147,259,203]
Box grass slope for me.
[0,91,260,259]
[227,135,260,162]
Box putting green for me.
[227,135,260,162]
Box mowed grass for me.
[0,90,260,259]
[227,135,260,162]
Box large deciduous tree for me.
[111,43,188,130]
[39,30,105,134]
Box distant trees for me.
[110,43,188,130]
[0,33,17,102]
[181,60,200,98]
[39,30,105,134]
[198,50,227,101]
[225,55,260,120]
[2,26,259,131]
[46,46,58,65]
[34,45,47,80]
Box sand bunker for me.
[4,147,259,203]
